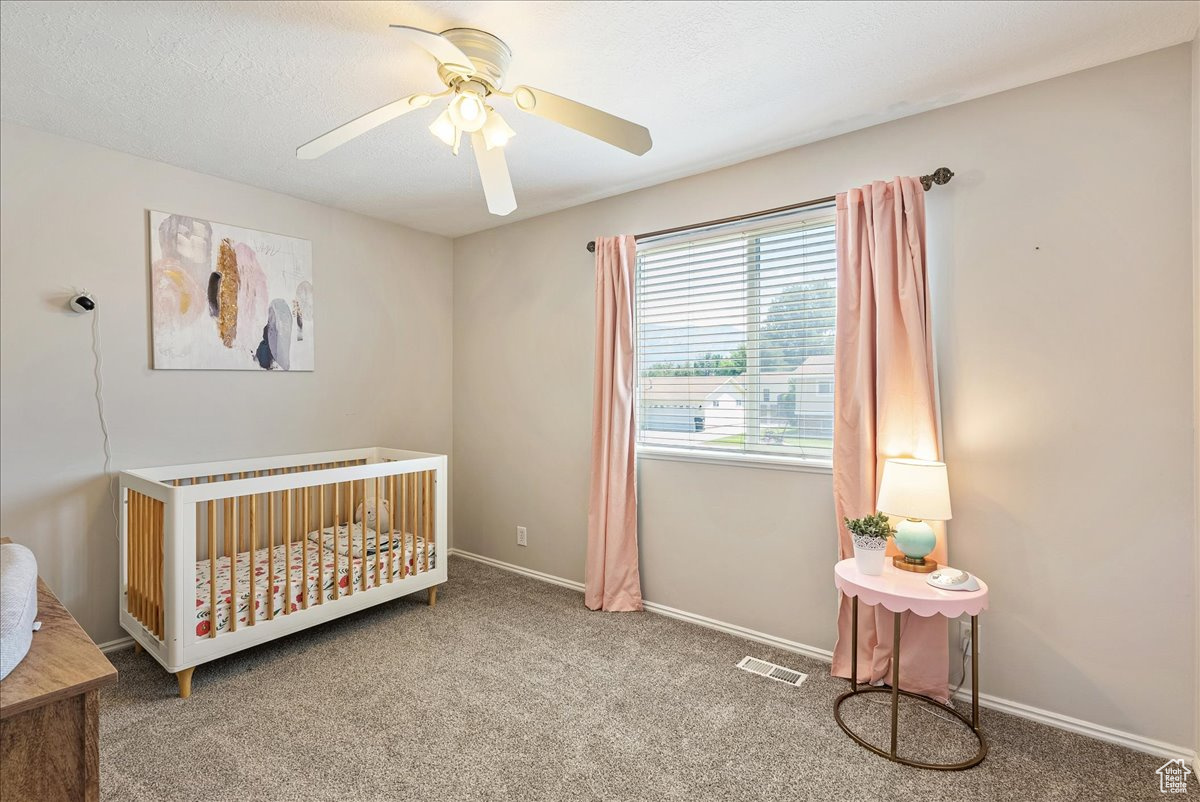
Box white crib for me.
[119,447,447,697]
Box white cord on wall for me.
[88,301,119,531]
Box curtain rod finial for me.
[587,241,596,253]
[921,167,954,191]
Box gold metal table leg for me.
[971,614,979,730]
[890,611,900,758]
[850,595,858,688]
[833,606,988,770]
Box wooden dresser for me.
[0,539,118,802]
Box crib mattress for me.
[194,534,435,638]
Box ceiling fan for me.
[297,26,653,217]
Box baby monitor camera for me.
[69,291,96,313]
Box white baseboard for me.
[950,686,1195,764]
[451,548,587,593]
[97,636,135,654]
[448,547,1195,764]
[640,599,834,665]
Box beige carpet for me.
[101,555,1184,801]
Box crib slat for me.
[155,498,164,638]
[130,492,140,625]
[230,494,238,633]
[402,475,411,577]
[301,485,310,610]
[283,485,292,614]
[332,481,341,601]
[224,474,233,560]
[374,477,382,587]
[347,478,355,596]
[208,480,217,638]
[249,490,257,626]
[359,479,367,591]
[125,491,134,621]
[138,493,148,624]
[317,480,325,605]
[409,474,418,575]
[267,487,276,621]
[423,471,432,574]
[387,473,396,584]
[129,492,139,624]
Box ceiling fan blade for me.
[296,92,440,159]
[508,85,651,156]
[470,132,516,216]
[389,25,474,76]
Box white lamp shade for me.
[428,109,458,147]
[876,458,952,521]
[480,109,516,150]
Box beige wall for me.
[454,45,1196,748]
[1192,30,1199,768]
[0,121,454,645]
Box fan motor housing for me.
[437,28,512,92]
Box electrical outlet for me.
[959,620,978,655]
[516,525,527,547]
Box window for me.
[635,206,836,464]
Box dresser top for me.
[0,538,118,719]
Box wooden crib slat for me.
[224,474,233,560]
[125,491,134,621]
[208,482,217,638]
[283,485,292,614]
[249,490,257,626]
[130,492,139,625]
[359,479,368,591]
[317,478,325,605]
[387,473,396,584]
[301,485,310,610]
[229,494,238,633]
[138,493,147,624]
[267,487,276,621]
[332,481,340,601]
[129,491,138,624]
[156,498,164,638]
[374,477,382,588]
[423,471,432,574]
[408,474,417,575]
[347,479,355,596]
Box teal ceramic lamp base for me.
[893,518,938,573]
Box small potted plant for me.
[844,512,895,576]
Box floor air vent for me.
[737,656,808,687]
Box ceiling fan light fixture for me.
[480,108,516,150]
[428,108,458,147]
[448,91,486,132]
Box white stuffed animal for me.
[354,497,391,532]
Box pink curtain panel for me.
[585,235,644,612]
[830,177,949,701]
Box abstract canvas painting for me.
[150,212,314,370]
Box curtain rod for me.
[585,167,954,253]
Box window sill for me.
[636,445,833,475]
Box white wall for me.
[0,121,454,645]
[453,45,1196,749]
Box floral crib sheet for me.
[194,535,436,638]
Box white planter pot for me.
[852,538,888,576]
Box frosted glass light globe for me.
[449,92,486,132]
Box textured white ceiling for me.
[1,1,1196,237]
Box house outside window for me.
[634,206,836,464]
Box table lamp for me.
[876,458,952,574]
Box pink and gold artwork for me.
[150,212,314,370]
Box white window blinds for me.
[635,205,836,463]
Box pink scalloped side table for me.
[833,558,990,770]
